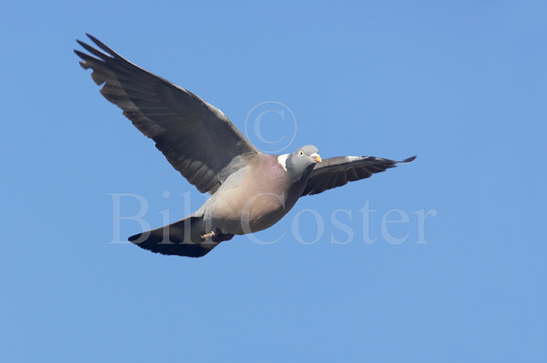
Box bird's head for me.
[285,145,321,180]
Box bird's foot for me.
[201,228,234,243]
[201,231,216,240]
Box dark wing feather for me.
[302,155,416,196]
[74,34,258,194]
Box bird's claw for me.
[201,231,216,240]
[201,229,235,243]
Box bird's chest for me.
[206,157,294,234]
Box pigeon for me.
[74,34,416,258]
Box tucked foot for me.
[201,228,234,243]
[201,231,216,240]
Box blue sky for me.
[2,1,546,362]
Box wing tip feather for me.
[85,33,121,59]
[401,155,417,163]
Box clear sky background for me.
[2,1,546,362]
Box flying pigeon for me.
[74,34,416,258]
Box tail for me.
[128,217,218,258]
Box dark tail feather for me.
[128,217,217,258]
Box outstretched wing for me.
[74,34,258,194]
[302,155,416,196]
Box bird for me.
[74,34,416,258]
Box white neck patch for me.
[277,153,289,172]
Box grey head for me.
[285,145,322,181]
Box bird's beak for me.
[310,153,322,163]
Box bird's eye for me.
[298,151,304,157]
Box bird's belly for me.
[202,154,296,235]
[207,189,292,234]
